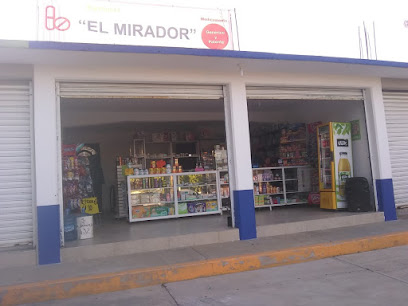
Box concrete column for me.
[225,80,256,239]
[33,66,61,264]
[365,83,397,221]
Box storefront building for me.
[0,42,405,265]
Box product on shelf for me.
[132,206,150,218]
[279,124,309,166]
[206,201,218,211]
[178,202,188,214]
[214,145,228,170]
[150,206,169,217]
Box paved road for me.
[30,245,408,306]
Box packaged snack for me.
[178,202,188,214]
[131,194,141,205]
[150,206,168,217]
[140,194,150,204]
[195,202,206,213]
[132,206,148,218]
[187,202,196,213]
[205,201,218,211]
[151,194,161,203]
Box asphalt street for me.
[29,245,408,306]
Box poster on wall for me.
[36,0,237,50]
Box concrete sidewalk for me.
[1,219,408,305]
[31,245,408,306]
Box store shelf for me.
[146,157,172,159]
[280,157,307,160]
[178,183,217,188]
[221,196,230,199]
[130,187,173,193]
[145,141,171,144]
[255,205,272,208]
[130,214,177,222]
[280,139,307,144]
[131,201,175,206]
[178,197,218,202]
[220,183,229,185]
[252,166,311,209]
[255,193,284,196]
[173,155,199,158]
[254,180,283,183]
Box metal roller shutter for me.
[58,82,224,99]
[246,86,364,100]
[383,91,408,207]
[0,81,33,247]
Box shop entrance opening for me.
[247,95,376,227]
[58,83,235,259]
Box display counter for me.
[127,170,221,222]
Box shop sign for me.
[36,0,237,50]
[81,197,100,214]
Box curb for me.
[1,231,408,305]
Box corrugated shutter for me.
[0,81,33,247]
[58,82,224,99]
[383,91,408,207]
[246,86,364,100]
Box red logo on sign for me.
[201,24,229,50]
[45,6,70,31]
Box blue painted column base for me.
[234,190,257,240]
[376,179,397,221]
[37,205,61,265]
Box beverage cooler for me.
[317,122,353,209]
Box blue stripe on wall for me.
[376,179,397,221]
[233,190,257,240]
[37,205,61,265]
[27,41,408,69]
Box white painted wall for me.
[0,64,33,80]
[382,78,408,90]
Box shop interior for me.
[247,98,376,224]
[60,94,376,248]
[60,97,232,246]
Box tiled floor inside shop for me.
[64,205,374,248]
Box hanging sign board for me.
[35,0,237,50]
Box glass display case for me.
[252,166,311,210]
[127,171,221,222]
